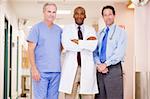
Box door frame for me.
[9,24,12,99]
[16,36,19,99]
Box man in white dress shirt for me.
[94,5,127,99]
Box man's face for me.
[103,9,115,26]
[73,8,86,25]
[43,5,56,22]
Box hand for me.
[71,39,78,44]
[97,63,107,72]
[31,67,40,81]
[87,36,96,40]
[101,68,109,74]
[119,25,125,29]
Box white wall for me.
[134,4,149,72]
[0,1,22,98]
[134,2,150,99]
[136,2,150,72]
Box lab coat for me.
[59,24,98,94]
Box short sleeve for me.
[26,25,39,44]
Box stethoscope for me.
[100,25,117,40]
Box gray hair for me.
[43,2,57,12]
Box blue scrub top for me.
[27,21,62,72]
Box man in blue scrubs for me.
[27,2,62,99]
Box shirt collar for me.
[75,23,84,31]
[106,23,115,31]
[102,23,116,35]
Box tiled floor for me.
[18,92,94,99]
[18,93,80,99]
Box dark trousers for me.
[95,62,123,99]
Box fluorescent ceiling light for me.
[57,10,71,15]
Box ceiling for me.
[10,0,128,2]
[7,0,129,31]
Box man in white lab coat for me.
[59,6,98,99]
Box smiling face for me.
[73,7,86,25]
[102,8,115,26]
[43,4,57,23]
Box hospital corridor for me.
[0,0,150,99]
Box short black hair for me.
[101,5,115,16]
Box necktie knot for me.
[78,26,81,30]
[106,27,109,33]
[78,26,83,40]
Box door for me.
[4,17,8,99]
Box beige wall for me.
[115,3,134,99]
[0,1,22,98]
[0,3,5,99]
